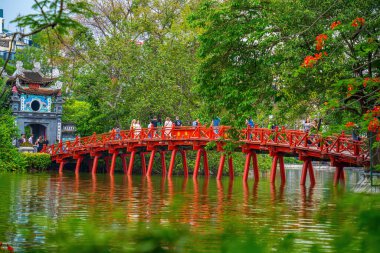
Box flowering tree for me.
[300,15,379,167]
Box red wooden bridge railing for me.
[42,125,369,186]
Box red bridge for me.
[43,126,370,186]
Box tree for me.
[55,0,202,131]
[190,0,379,129]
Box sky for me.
[0,0,35,31]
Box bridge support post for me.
[120,154,128,174]
[334,166,345,186]
[193,148,208,179]
[141,153,147,176]
[128,151,136,175]
[75,156,83,174]
[91,155,100,174]
[58,160,65,174]
[300,159,315,186]
[202,149,209,177]
[252,152,259,181]
[217,154,226,180]
[193,149,202,179]
[147,150,156,176]
[160,152,166,177]
[109,151,118,175]
[270,154,285,184]
[180,150,188,177]
[228,156,234,180]
[243,152,259,182]
[104,156,110,173]
[168,149,177,177]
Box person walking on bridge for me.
[135,120,141,138]
[210,116,221,134]
[174,116,182,127]
[164,117,173,137]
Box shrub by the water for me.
[22,153,51,171]
[0,110,26,172]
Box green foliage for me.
[12,0,92,35]
[189,0,274,126]
[0,109,26,172]
[62,99,93,136]
[20,141,34,147]
[22,153,51,171]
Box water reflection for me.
[0,168,362,252]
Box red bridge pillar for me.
[74,156,83,174]
[334,166,345,186]
[217,154,234,180]
[109,150,118,175]
[120,154,129,174]
[128,151,136,175]
[300,158,316,186]
[243,152,259,182]
[58,159,65,174]
[147,150,156,176]
[168,149,177,177]
[91,154,101,174]
[269,153,285,184]
[160,151,167,177]
[193,148,209,179]
[141,153,147,176]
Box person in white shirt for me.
[164,117,173,137]
[134,120,141,138]
[28,134,34,144]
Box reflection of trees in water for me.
[2,168,364,251]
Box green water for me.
[0,167,377,252]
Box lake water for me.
[0,166,369,252]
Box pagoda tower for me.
[7,61,64,145]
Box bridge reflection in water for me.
[48,168,356,224]
[1,168,360,251]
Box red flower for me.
[316,34,328,51]
[345,122,355,128]
[348,84,353,91]
[7,244,14,253]
[351,17,365,27]
[376,132,380,142]
[302,55,317,67]
[372,106,380,117]
[368,118,380,132]
[301,52,327,68]
[330,21,341,30]
[363,77,370,87]
[363,77,380,87]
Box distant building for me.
[7,61,64,145]
[62,123,77,142]
[0,9,32,61]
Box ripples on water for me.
[0,166,361,252]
